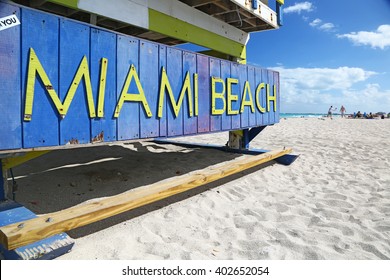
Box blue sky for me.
[247,0,390,113]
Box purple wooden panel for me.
[221,60,231,131]
[158,45,167,137]
[183,51,197,135]
[196,54,210,133]
[230,63,241,130]
[210,58,222,132]
[239,64,249,128]
[247,66,257,127]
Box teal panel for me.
[90,28,117,142]
[22,9,59,148]
[0,4,21,149]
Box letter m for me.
[24,48,96,121]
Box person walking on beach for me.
[327,106,336,118]
[340,105,346,118]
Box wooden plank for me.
[254,67,263,126]
[274,71,280,122]
[116,36,140,140]
[140,40,159,138]
[90,28,117,143]
[22,9,59,148]
[0,148,292,250]
[196,54,210,133]
[0,4,22,150]
[59,19,91,145]
[268,69,276,125]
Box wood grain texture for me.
[0,148,292,250]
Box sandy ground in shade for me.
[9,117,390,260]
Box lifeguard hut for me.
[0,0,295,259]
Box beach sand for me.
[10,118,390,260]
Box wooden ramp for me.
[0,148,292,250]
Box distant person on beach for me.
[327,106,336,118]
[340,105,346,118]
[355,111,362,118]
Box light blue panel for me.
[196,54,210,133]
[116,35,140,140]
[59,19,90,145]
[158,45,167,137]
[183,51,197,135]
[230,63,241,129]
[209,58,221,132]
[247,66,257,127]
[140,40,159,138]
[21,9,59,148]
[221,60,231,131]
[0,3,21,150]
[239,64,249,128]
[90,28,117,142]
[166,48,183,136]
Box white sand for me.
[11,118,390,259]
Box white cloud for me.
[284,2,314,14]
[310,18,335,32]
[309,18,322,27]
[270,66,387,113]
[337,25,390,49]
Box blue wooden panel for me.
[221,60,231,131]
[239,64,249,128]
[116,35,140,140]
[210,58,222,132]
[274,71,280,123]
[167,48,183,137]
[230,63,241,130]
[21,9,59,148]
[0,4,21,150]
[140,40,159,138]
[261,69,270,126]
[158,45,167,137]
[268,70,276,124]
[90,28,117,143]
[254,68,263,126]
[183,51,197,135]
[196,54,210,133]
[247,66,257,127]
[59,19,90,145]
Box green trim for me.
[47,0,78,9]
[149,9,246,60]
